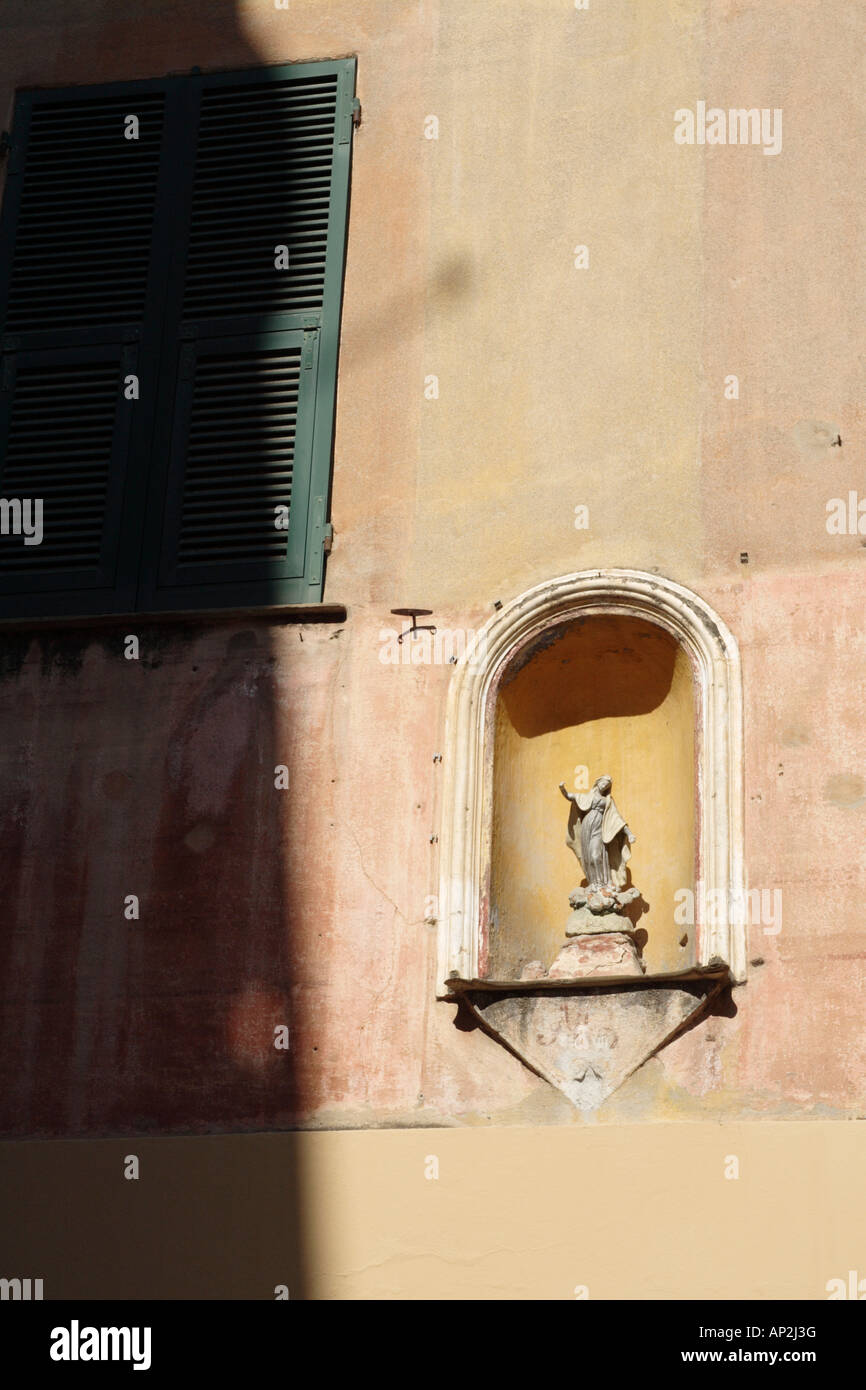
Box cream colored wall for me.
[489,618,696,977]
[2,1123,864,1299]
[340,0,706,610]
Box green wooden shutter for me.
[0,82,176,617]
[138,58,356,612]
[0,60,354,620]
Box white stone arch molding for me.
[436,569,745,996]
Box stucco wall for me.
[0,0,864,1147]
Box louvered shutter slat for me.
[152,336,314,587]
[5,95,165,335]
[0,348,135,592]
[181,76,338,322]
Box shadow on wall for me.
[338,252,476,371]
[0,0,328,1300]
[499,617,678,737]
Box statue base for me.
[548,932,645,980]
[565,904,635,937]
[516,877,646,982]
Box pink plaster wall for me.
[0,0,865,1134]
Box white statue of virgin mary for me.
[558,775,635,892]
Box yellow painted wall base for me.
[1,1122,862,1300]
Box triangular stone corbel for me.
[463,978,725,1110]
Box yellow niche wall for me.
[488,615,696,979]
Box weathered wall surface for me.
[0,0,865,1146]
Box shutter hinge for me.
[1,353,15,392]
[338,69,359,144]
[307,497,331,585]
[302,330,316,370]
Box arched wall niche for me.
[436,570,745,996]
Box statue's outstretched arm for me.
[558,782,576,803]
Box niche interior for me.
[489,613,695,980]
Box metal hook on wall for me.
[391,608,436,643]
